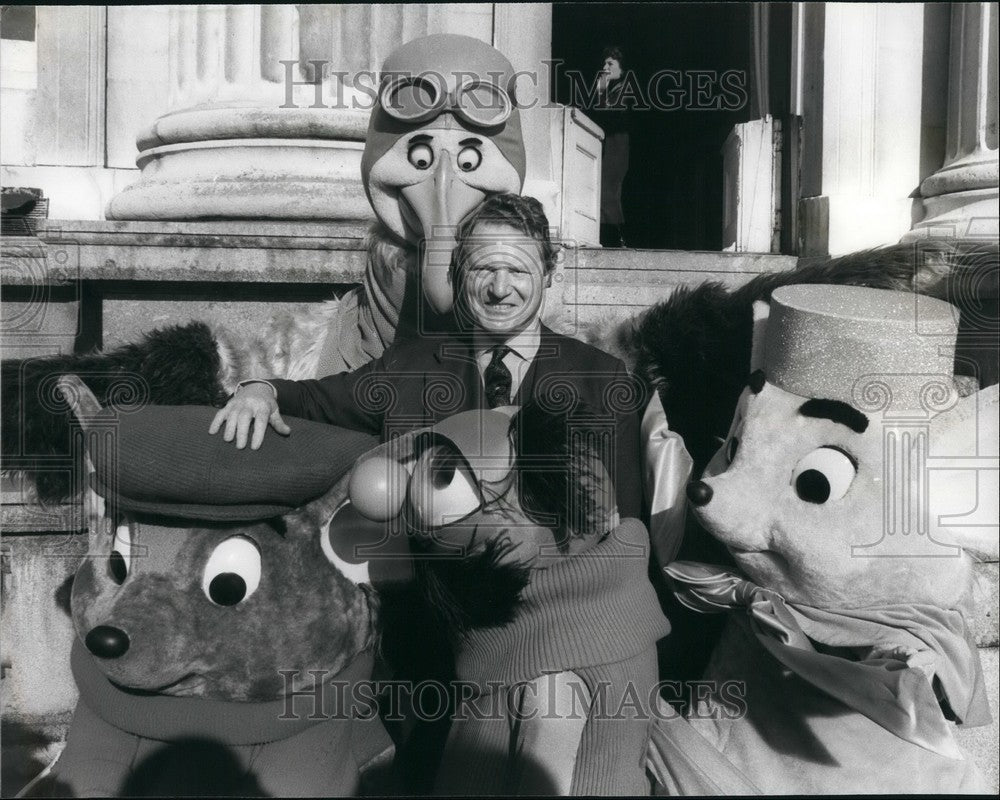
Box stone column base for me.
[799,195,916,257]
[106,105,374,222]
[903,187,1000,241]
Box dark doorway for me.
[551,2,758,250]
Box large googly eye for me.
[108,521,132,585]
[792,447,857,504]
[202,536,261,606]
[408,444,482,529]
[407,143,434,170]
[456,146,482,172]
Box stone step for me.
[3,221,797,288]
[3,220,798,352]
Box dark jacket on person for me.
[588,78,633,136]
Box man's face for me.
[458,222,549,338]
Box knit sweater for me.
[434,519,670,795]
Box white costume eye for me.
[202,536,261,606]
[408,445,482,528]
[320,501,372,586]
[792,447,857,504]
[109,520,132,585]
[457,146,482,172]
[407,143,434,170]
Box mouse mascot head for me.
[690,285,997,608]
[657,285,997,794]
[361,34,527,316]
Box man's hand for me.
[208,382,291,450]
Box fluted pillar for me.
[798,3,929,255]
[107,4,493,221]
[908,3,999,240]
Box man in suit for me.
[210,194,645,791]
[210,193,643,518]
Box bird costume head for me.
[361,34,527,316]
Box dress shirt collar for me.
[473,319,543,365]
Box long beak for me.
[400,157,488,315]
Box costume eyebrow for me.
[408,134,433,144]
[798,399,869,433]
[458,137,483,147]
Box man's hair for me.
[602,45,625,69]
[452,193,559,277]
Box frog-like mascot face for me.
[329,404,617,635]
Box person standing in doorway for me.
[591,46,632,248]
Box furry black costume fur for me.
[413,538,532,642]
[2,322,226,502]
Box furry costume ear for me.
[2,321,226,502]
[53,374,111,536]
[296,472,353,533]
[56,374,104,420]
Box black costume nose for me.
[686,480,714,507]
[85,625,130,659]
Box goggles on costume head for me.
[379,72,514,128]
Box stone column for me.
[798,3,929,255]
[907,2,999,240]
[493,4,559,221]
[106,4,492,221]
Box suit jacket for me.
[270,325,643,519]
